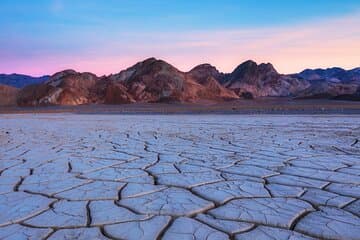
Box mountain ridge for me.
[1,58,359,106]
[0,74,49,88]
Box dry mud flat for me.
[0,114,360,240]
[1,99,360,114]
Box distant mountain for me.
[17,58,238,106]
[3,59,360,106]
[108,58,238,103]
[295,67,360,83]
[17,70,102,106]
[293,67,360,99]
[0,74,49,88]
[222,60,309,98]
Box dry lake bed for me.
[0,114,360,240]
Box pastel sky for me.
[1,0,360,76]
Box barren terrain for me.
[1,99,360,115]
[0,114,360,239]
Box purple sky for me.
[1,0,360,76]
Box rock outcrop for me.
[222,60,310,97]
[104,81,135,104]
[17,70,100,106]
[295,82,359,99]
[110,58,238,103]
[0,84,19,106]
[16,59,238,106]
[5,58,360,106]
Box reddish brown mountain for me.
[104,81,135,104]
[10,58,360,106]
[188,64,226,83]
[186,64,238,100]
[0,84,19,106]
[16,58,238,106]
[109,58,238,103]
[17,70,101,106]
[222,60,310,97]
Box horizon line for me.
[1,57,360,78]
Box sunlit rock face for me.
[187,63,239,101]
[11,58,360,106]
[104,81,135,104]
[16,58,239,106]
[110,58,188,102]
[111,58,238,103]
[17,70,101,106]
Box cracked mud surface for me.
[0,114,360,240]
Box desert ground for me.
[0,114,360,239]
[1,99,360,114]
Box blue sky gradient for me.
[1,0,360,75]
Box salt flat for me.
[0,114,360,240]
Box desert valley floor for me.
[0,114,360,240]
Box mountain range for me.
[0,74,49,88]
[1,58,359,106]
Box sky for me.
[0,0,360,76]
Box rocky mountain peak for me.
[188,64,225,84]
[226,60,279,86]
[110,58,181,84]
[258,63,278,74]
[189,63,220,73]
[49,70,78,81]
[234,60,277,75]
[5,58,360,106]
[223,60,308,97]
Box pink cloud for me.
[1,11,359,76]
